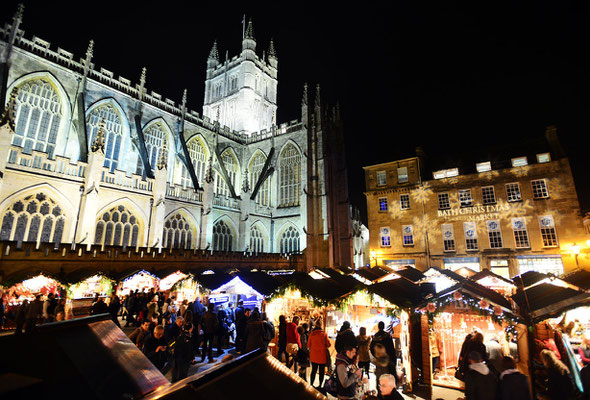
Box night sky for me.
[3,1,590,223]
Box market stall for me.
[116,269,159,296]
[418,279,518,390]
[168,273,205,304]
[512,270,590,397]
[469,269,516,297]
[66,269,114,316]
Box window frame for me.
[438,193,451,210]
[481,186,496,205]
[505,182,522,203]
[531,179,549,199]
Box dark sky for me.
[4,1,590,223]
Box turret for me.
[207,40,220,70]
[268,38,278,69]
[241,19,256,60]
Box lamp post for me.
[572,243,580,268]
[370,250,376,267]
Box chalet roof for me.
[512,282,590,320]
[560,269,590,290]
[368,278,423,308]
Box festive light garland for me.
[418,290,519,332]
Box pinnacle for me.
[208,40,220,61]
[245,19,255,40]
[268,38,277,58]
[91,118,106,154]
[0,87,18,131]
[156,137,168,170]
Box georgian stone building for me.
[364,127,589,277]
[0,8,352,279]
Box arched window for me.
[215,151,238,197]
[136,122,165,178]
[279,226,300,254]
[12,79,63,158]
[0,192,66,246]
[212,220,233,252]
[279,144,301,207]
[163,213,194,250]
[94,205,140,247]
[250,225,264,254]
[249,152,269,206]
[87,104,123,173]
[181,137,208,188]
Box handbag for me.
[323,369,339,397]
[286,343,299,355]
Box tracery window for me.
[87,104,123,173]
[136,123,165,178]
[94,205,140,247]
[215,151,238,197]
[181,138,208,188]
[249,153,269,206]
[250,225,264,254]
[212,220,233,252]
[163,213,193,250]
[279,226,300,254]
[0,192,66,246]
[12,79,63,158]
[279,144,301,207]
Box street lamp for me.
[572,243,580,268]
[370,250,377,267]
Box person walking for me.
[172,322,194,382]
[464,351,498,400]
[297,323,310,381]
[276,315,288,364]
[308,317,331,389]
[485,335,504,374]
[335,343,363,400]
[14,299,28,335]
[25,295,42,334]
[499,356,530,400]
[108,293,121,327]
[244,310,265,353]
[357,327,371,378]
[201,303,218,363]
[286,315,302,372]
[261,312,275,352]
[216,305,229,356]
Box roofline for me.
[362,156,419,170]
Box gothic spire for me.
[302,83,308,107]
[0,87,18,131]
[268,38,277,58]
[208,40,219,61]
[242,167,250,193]
[91,118,106,153]
[205,156,213,183]
[156,137,168,170]
[314,84,321,110]
[245,19,255,40]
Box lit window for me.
[163,213,193,250]
[279,144,301,207]
[402,225,413,246]
[438,193,450,210]
[400,194,410,210]
[136,122,165,178]
[280,226,300,253]
[397,167,408,183]
[463,221,478,251]
[539,215,558,247]
[517,255,563,276]
[482,186,496,205]
[512,218,530,249]
[486,220,503,249]
[249,152,270,206]
[376,171,387,186]
[537,153,551,163]
[380,227,391,247]
[505,183,522,202]
[531,179,549,199]
[13,79,63,159]
[250,225,264,254]
[94,204,140,247]
[459,189,472,207]
[442,224,455,252]
[378,197,388,212]
[476,162,491,172]
[433,168,459,179]
[511,157,528,167]
[215,151,239,197]
[87,103,123,173]
[213,220,234,252]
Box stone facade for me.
[0,10,352,280]
[364,128,588,277]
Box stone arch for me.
[94,198,147,247]
[247,149,271,206]
[275,221,301,254]
[278,140,303,207]
[0,184,73,246]
[211,215,237,252]
[249,220,269,254]
[6,71,73,160]
[162,208,199,250]
[85,97,133,174]
[139,117,176,176]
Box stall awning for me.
[512,282,590,320]
[354,266,394,283]
[561,269,590,291]
[425,278,513,312]
[66,268,111,284]
[511,270,550,289]
[2,268,63,287]
[391,266,425,283]
[231,271,282,296]
[470,269,515,288]
[368,278,423,308]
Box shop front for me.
[116,270,159,296]
[442,257,481,274]
[66,270,115,316]
[209,275,265,311]
[419,280,518,390]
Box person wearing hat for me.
[335,321,357,354]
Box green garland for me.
[419,292,519,329]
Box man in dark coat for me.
[371,321,396,367]
[108,293,121,327]
[201,304,218,362]
[499,356,530,400]
[172,323,194,382]
[335,321,358,354]
[465,351,498,400]
[143,325,169,372]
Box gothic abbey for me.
[0,7,354,277]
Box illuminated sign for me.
[437,203,511,221]
[210,295,230,304]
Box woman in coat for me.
[540,349,574,400]
[244,310,265,353]
[308,317,331,388]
